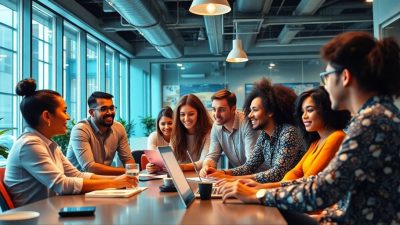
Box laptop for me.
[185,151,222,199]
[85,187,148,198]
[158,146,221,208]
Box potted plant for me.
[0,118,12,159]
[140,116,155,136]
[116,118,135,138]
[52,120,76,155]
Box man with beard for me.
[199,89,259,177]
[67,92,135,175]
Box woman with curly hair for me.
[210,78,305,183]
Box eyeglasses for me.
[91,106,117,113]
[319,70,341,85]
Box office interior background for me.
[0,0,399,149]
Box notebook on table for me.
[85,187,148,198]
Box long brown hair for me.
[170,94,212,162]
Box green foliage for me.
[140,116,155,136]
[52,120,75,155]
[116,118,135,138]
[0,118,12,158]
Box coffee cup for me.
[198,182,213,200]
[163,177,174,187]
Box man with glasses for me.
[67,92,135,175]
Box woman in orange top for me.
[230,86,350,189]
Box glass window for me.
[0,0,18,136]
[32,4,55,90]
[87,35,99,97]
[63,22,79,121]
[119,55,129,119]
[105,46,114,95]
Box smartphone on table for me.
[59,206,96,217]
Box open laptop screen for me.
[158,146,195,208]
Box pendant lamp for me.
[189,0,231,16]
[226,39,248,63]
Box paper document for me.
[85,187,148,198]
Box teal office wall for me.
[130,60,150,137]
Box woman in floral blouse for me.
[209,78,305,183]
[218,31,400,225]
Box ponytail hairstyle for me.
[321,31,400,98]
[15,79,61,128]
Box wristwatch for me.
[256,189,268,205]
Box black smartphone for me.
[59,206,96,217]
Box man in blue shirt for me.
[200,89,259,177]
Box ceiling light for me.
[365,0,373,2]
[177,63,183,67]
[181,67,185,70]
[226,39,248,63]
[189,0,231,16]
[269,63,275,67]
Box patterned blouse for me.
[230,124,305,183]
[263,96,400,224]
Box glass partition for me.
[32,4,55,90]
[0,0,19,136]
[63,22,79,120]
[87,35,99,97]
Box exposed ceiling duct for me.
[105,0,184,58]
[277,0,326,44]
[230,0,272,68]
[236,0,273,51]
[204,16,224,55]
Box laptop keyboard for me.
[212,187,220,194]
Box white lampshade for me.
[189,0,231,16]
[226,39,248,63]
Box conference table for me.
[8,172,287,225]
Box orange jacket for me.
[282,130,346,181]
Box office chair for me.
[0,167,15,211]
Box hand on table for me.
[217,179,259,204]
[113,174,138,189]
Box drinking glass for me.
[125,163,140,189]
